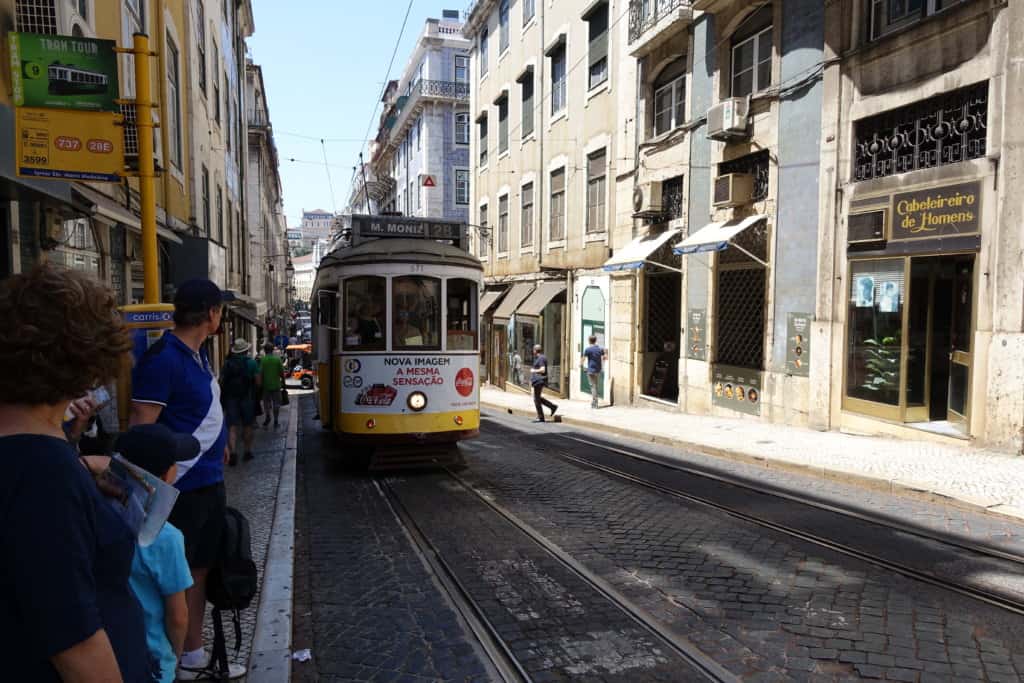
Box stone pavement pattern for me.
[201,407,289,673]
[292,396,493,682]
[482,387,1024,514]
[459,419,1024,681]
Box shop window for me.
[853,82,987,182]
[393,276,441,350]
[715,221,768,370]
[343,276,386,350]
[846,259,904,406]
[511,318,537,389]
[446,279,478,351]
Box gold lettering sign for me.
[891,181,981,240]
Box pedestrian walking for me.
[130,279,246,680]
[530,344,558,423]
[115,424,196,683]
[258,342,285,429]
[0,265,152,682]
[220,338,260,465]
[581,335,607,408]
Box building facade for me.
[367,9,472,224]
[819,0,1023,452]
[464,0,1022,452]
[245,60,288,340]
[464,0,621,400]
[299,208,334,252]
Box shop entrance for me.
[845,254,973,435]
[905,255,973,430]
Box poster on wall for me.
[711,365,761,416]
[878,282,899,313]
[855,275,875,308]
[786,313,811,377]
[686,309,706,361]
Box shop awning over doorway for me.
[72,184,183,244]
[492,282,535,322]
[479,287,508,315]
[673,215,767,265]
[602,228,681,272]
[516,280,566,318]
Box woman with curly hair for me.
[0,264,153,682]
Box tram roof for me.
[319,238,483,271]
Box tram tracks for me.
[522,429,1024,618]
[378,473,737,682]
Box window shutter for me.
[521,75,534,138]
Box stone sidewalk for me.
[200,395,296,682]
[481,386,1024,519]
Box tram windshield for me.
[446,279,478,351]
[393,276,441,350]
[343,276,386,350]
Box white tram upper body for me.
[311,215,483,446]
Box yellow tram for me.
[311,215,483,461]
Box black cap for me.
[173,279,224,315]
[114,424,200,478]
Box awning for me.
[226,301,263,328]
[480,287,508,315]
[492,282,535,322]
[72,183,183,244]
[602,228,681,272]
[674,215,767,262]
[516,281,566,318]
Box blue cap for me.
[173,279,223,315]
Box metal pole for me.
[133,33,159,304]
[360,152,372,214]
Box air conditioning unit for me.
[631,182,663,216]
[713,173,754,208]
[707,97,750,141]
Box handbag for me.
[280,387,290,406]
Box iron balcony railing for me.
[628,0,691,44]
[416,78,471,100]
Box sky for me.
[248,1,453,229]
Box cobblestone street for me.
[291,397,1024,682]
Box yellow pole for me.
[133,32,159,304]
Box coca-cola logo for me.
[455,367,474,397]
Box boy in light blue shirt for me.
[115,425,197,683]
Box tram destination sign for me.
[352,215,465,241]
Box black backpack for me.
[206,507,258,678]
[220,355,252,400]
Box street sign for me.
[10,32,120,112]
[421,174,436,187]
[15,107,123,182]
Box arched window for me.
[652,57,686,136]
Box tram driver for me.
[393,277,431,347]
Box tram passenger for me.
[357,303,384,349]
[393,279,426,347]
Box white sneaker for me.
[177,654,247,680]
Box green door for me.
[580,286,606,396]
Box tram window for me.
[446,279,478,351]
[343,277,386,350]
[393,276,441,350]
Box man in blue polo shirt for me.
[131,279,245,680]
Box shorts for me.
[168,482,226,569]
[223,396,256,427]
[262,389,282,409]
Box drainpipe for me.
[536,0,545,269]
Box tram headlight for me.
[407,391,428,412]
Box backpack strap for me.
[211,608,229,681]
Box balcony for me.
[628,0,693,57]
[375,79,470,158]
[691,0,758,12]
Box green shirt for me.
[259,354,284,392]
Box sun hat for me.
[231,338,251,354]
